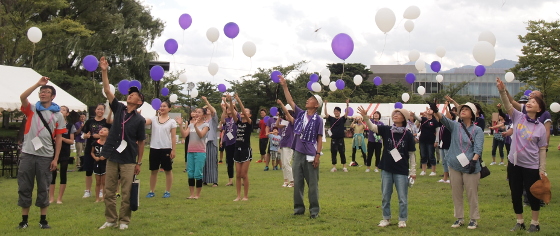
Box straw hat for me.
[530,175,551,204]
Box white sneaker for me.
[342,168,348,172]
[490,162,496,165]
[365,169,371,173]
[374,168,379,173]
[420,171,426,176]
[83,190,91,198]
[330,167,337,172]
[98,222,116,230]
[119,224,128,230]
[398,221,407,228]
[437,179,445,183]
[378,219,390,227]
[429,172,436,176]
[99,190,103,198]
[444,180,450,184]
[499,162,504,165]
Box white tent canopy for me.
[0,65,88,112]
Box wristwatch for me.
[136,162,142,166]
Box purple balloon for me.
[474,65,486,77]
[150,65,164,81]
[430,61,441,73]
[335,79,345,90]
[373,76,382,86]
[309,74,319,82]
[270,70,282,83]
[395,102,403,109]
[405,73,416,84]
[270,107,278,116]
[224,22,239,39]
[331,33,354,60]
[263,116,270,123]
[151,98,162,110]
[347,107,354,117]
[524,90,532,96]
[179,14,192,30]
[83,55,99,72]
[218,84,227,93]
[164,39,178,55]
[161,87,170,96]
[117,80,130,95]
[307,81,314,91]
[129,80,142,90]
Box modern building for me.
[368,62,526,104]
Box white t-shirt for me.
[149,116,177,149]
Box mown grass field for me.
[1,134,559,235]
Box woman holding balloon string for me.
[357,106,416,228]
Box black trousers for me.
[507,161,541,214]
[225,144,236,178]
[367,141,382,167]
[330,138,346,165]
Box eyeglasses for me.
[39,91,52,94]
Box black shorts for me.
[149,148,173,171]
[234,147,252,163]
[94,160,107,175]
[259,138,269,155]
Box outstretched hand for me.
[357,106,369,117]
[100,56,109,71]
[279,75,287,86]
[276,99,283,105]
[37,76,49,86]
[426,101,439,113]
[496,77,506,92]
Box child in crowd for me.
[268,127,282,170]
[91,123,111,203]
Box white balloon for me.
[321,76,330,86]
[436,46,446,58]
[27,27,42,43]
[403,5,421,19]
[329,81,337,91]
[311,82,322,92]
[242,41,256,58]
[504,72,515,82]
[375,8,396,33]
[321,68,331,78]
[478,31,496,47]
[190,89,198,98]
[417,86,426,95]
[415,59,425,71]
[404,20,414,33]
[179,73,188,83]
[436,74,444,83]
[353,75,363,86]
[208,62,219,76]
[550,102,560,113]
[402,93,410,102]
[472,41,496,66]
[102,84,116,98]
[408,50,420,62]
[169,94,178,103]
[206,27,219,43]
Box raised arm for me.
[21,77,49,108]
[234,93,251,124]
[496,77,514,116]
[357,106,378,133]
[506,89,522,111]
[202,96,217,116]
[175,117,189,138]
[444,95,460,111]
[106,108,113,124]
[220,98,228,124]
[344,99,349,118]
[277,99,294,123]
[226,94,239,123]
[99,57,115,103]
[279,75,295,109]
[323,100,330,118]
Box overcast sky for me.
[140,0,560,87]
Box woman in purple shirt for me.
[277,99,295,187]
[367,111,383,173]
[220,101,237,186]
[497,78,548,233]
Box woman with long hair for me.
[227,93,253,201]
[49,105,75,204]
[201,96,219,187]
[81,103,109,198]
[185,108,210,199]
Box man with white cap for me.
[279,75,323,219]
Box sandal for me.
[282,182,289,187]
[225,183,234,186]
[212,183,218,187]
[287,183,294,188]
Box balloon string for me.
[379,34,387,59]
[182,30,185,46]
[249,57,252,72]
[232,39,235,60]
[210,43,216,64]
[392,18,404,31]
[31,43,35,69]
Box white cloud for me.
[141,0,560,87]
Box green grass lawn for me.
[1,134,560,235]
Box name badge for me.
[116,140,127,153]
[31,137,44,151]
[439,141,443,148]
[226,132,234,140]
[456,152,469,167]
[327,129,332,137]
[281,120,289,126]
[390,148,402,162]
[306,155,315,163]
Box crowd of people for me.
[15,66,555,233]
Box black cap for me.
[128,86,144,107]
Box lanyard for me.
[421,117,431,128]
[121,111,135,140]
[36,113,55,137]
[330,116,342,129]
[390,129,407,150]
[514,118,538,153]
[458,124,475,154]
